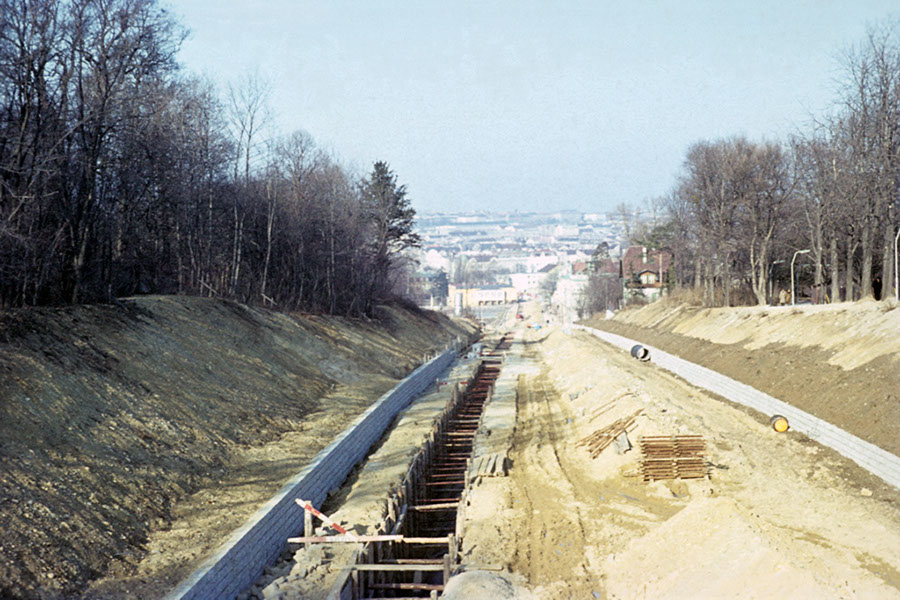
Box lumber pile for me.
[471,452,507,477]
[577,409,643,458]
[639,435,708,481]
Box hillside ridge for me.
[605,299,900,370]
[0,296,474,599]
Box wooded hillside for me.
[0,0,418,315]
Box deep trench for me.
[336,334,512,599]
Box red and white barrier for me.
[295,499,359,540]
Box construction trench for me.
[286,334,513,599]
[218,315,900,600]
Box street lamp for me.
[894,226,899,302]
[791,249,810,306]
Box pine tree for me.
[360,161,421,303]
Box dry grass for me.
[660,287,704,307]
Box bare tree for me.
[741,141,794,305]
[0,2,425,318]
[226,70,270,296]
[838,24,900,299]
[680,139,747,306]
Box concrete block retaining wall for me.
[574,325,900,491]
[166,345,459,600]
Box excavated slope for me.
[583,299,900,456]
[0,296,474,599]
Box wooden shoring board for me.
[409,502,459,511]
[471,452,507,478]
[288,534,450,544]
[352,563,445,572]
[368,582,444,591]
[639,434,708,481]
[579,409,643,459]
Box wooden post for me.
[448,533,457,566]
[366,543,374,593]
[443,553,452,586]
[304,509,313,549]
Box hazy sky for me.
[172,1,897,214]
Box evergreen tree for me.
[360,161,421,303]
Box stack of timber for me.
[577,409,643,458]
[470,452,507,478]
[639,435,708,481]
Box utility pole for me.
[894,227,899,301]
[791,249,810,306]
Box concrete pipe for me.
[770,415,789,433]
[630,344,650,361]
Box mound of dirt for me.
[0,296,475,600]
[582,300,900,456]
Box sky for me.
[171,1,898,215]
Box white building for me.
[551,263,590,324]
[509,272,548,298]
[422,249,449,271]
[526,253,559,272]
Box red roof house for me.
[622,246,672,289]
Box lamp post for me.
[894,226,899,301]
[791,249,810,306]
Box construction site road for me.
[458,308,900,599]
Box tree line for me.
[639,24,900,306]
[0,0,419,315]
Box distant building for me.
[448,284,518,315]
[621,245,673,301]
[526,253,559,273]
[423,249,449,271]
[407,269,449,308]
[551,261,590,324]
[571,261,588,276]
[509,271,548,299]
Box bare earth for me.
[582,299,900,457]
[458,304,900,599]
[0,296,475,600]
[236,300,900,599]
[4,297,899,599]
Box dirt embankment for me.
[0,296,475,600]
[459,305,900,599]
[582,300,900,457]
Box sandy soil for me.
[6,295,899,599]
[0,296,475,600]
[582,300,900,456]
[458,304,900,599]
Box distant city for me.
[407,210,671,322]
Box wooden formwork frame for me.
[324,354,503,599]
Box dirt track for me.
[458,311,900,599]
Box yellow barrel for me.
[770,415,789,433]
